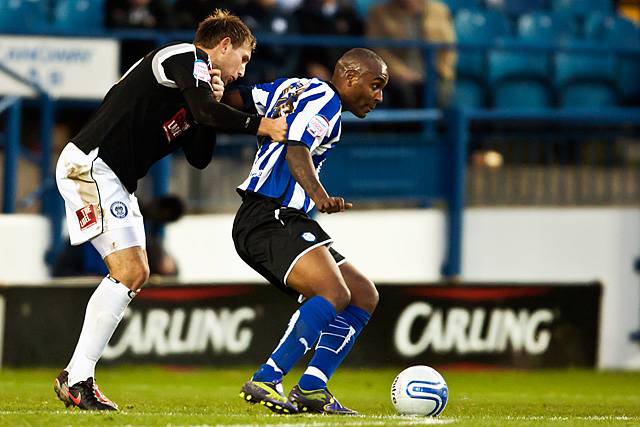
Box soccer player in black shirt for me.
[53,10,287,411]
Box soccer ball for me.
[390,365,448,417]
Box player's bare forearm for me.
[286,145,328,202]
[286,145,352,214]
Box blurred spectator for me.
[278,0,304,12]
[52,195,185,278]
[106,0,178,73]
[173,0,241,29]
[367,0,456,108]
[296,0,364,80]
[237,0,299,82]
[106,0,177,29]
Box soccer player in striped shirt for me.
[228,48,389,414]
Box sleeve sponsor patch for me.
[162,107,192,143]
[306,115,330,138]
[193,59,211,83]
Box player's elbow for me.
[191,107,221,129]
[187,156,211,170]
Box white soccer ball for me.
[390,365,448,417]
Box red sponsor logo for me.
[76,205,97,230]
[163,107,192,143]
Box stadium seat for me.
[584,13,640,102]
[551,0,612,18]
[485,0,546,18]
[554,28,618,108]
[453,78,485,108]
[53,0,105,31]
[455,9,510,79]
[584,12,638,43]
[493,80,552,109]
[559,83,617,108]
[488,40,550,109]
[0,0,49,33]
[555,48,616,86]
[518,12,576,43]
[488,37,551,109]
[441,0,482,12]
[488,40,548,83]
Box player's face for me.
[347,65,388,118]
[217,42,252,85]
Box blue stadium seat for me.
[53,0,104,31]
[584,12,638,44]
[488,37,551,109]
[453,78,485,108]
[485,0,546,17]
[555,48,616,86]
[559,83,616,109]
[551,0,612,18]
[441,0,482,12]
[455,9,510,79]
[518,12,575,42]
[584,13,640,102]
[493,81,552,109]
[555,41,617,108]
[488,40,548,83]
[0,0,49,33]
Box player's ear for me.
[345,69,359,87]
[218,37,232,54]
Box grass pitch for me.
[1,366,639,426]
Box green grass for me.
[1,367,639,426]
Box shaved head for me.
[331,48,389,118]
[334,48,387,79]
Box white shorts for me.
[56,143,146,258]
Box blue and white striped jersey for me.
[237,77,342,213]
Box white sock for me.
[67,276,133,386]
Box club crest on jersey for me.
[307,115,330,138]
[110,201,128,219]
[301,232,316,242]
[193,59,211,84]
[76,204,97,230]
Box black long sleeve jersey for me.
[71,42,261,193]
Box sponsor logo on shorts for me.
[110,201,128,219]
[301,232,316,242]
[75,204,97,230]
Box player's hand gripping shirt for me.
[237,78,342,213]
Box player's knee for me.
[363,279,380,314]
[353,278,379,314]
[112,262,149,291]
[329,284,351,312]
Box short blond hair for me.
[194,9,256,51]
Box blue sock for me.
[252,296,336,383]
[298,305,371,390]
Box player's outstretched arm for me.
[183,89,287,141]
[286,144,352,214]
